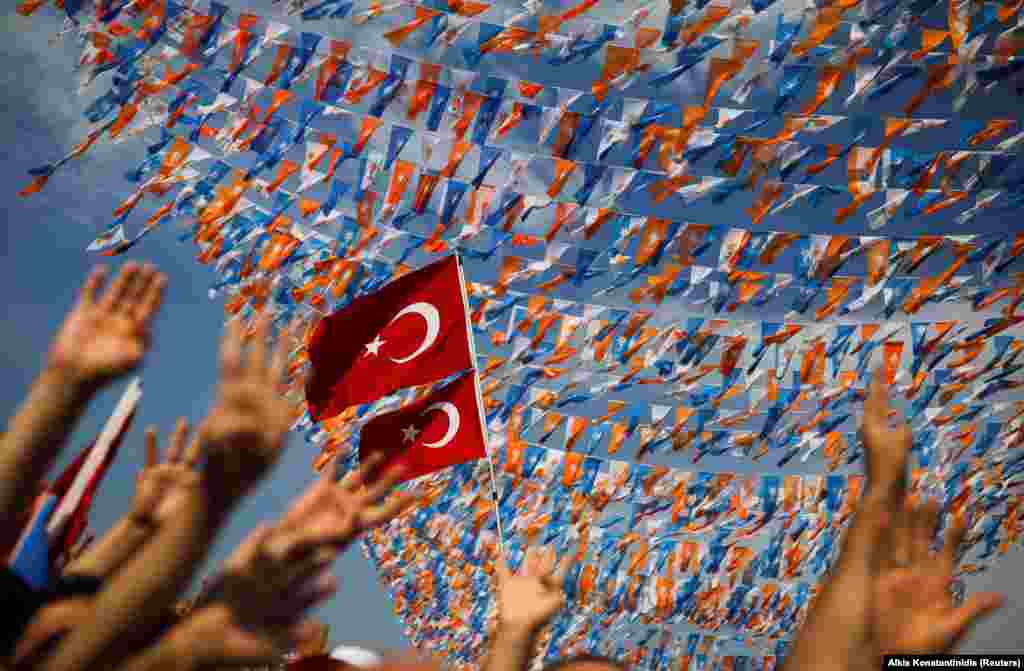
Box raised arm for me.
[117,453,416,671]
[0,264,165,545]
[871,499,1004,657]
[64,420,195,580]
[13,422,201,668]
[485,548,570,671]
[38,312,297,671]
[781,368,911,671]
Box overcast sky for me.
[1,0,1022,658]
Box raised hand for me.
[199,312,299,507]
[190,523,337,667]
[49,263,166,388]
[495,547,570,634]
[129,419,203,528]
[275,453,416,555]
[182,599,332,669]
[862,367,913,499]
[873,501,1004,655]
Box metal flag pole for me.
[454,253,506,557]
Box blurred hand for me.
[275,453,416,555]
[862,367,912,498]
[48,263,166,388]
[14,596,92,667]
[195,522,340,667]
[130,418,203,528]
[495,547,570,633]
[872,501,1004,655]
[186,600,332,669]
[199,312,299,507]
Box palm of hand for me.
[202,381,294,498]
[280,480,362,547]
[51,306,147,383]
[133,465,199,526]
[205,604,288,666]
[276,454,416,552]
[499,574,563,628]
[49,264,164,385]
[873,568,958,654]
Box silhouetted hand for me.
[49,263,166,388]
[495,547,570,634]
[873,501,1004,655]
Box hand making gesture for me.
[199,312,300,508]
[48,263,166,388]
[274,453,416,555]
[872,501,1004,655]
[187,524,338,668]
[129,419,203,529]
[495,547,571,635]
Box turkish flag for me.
[359,373,487,483]
[306,255,475,420]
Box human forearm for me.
[485,624,538,671]
[781,492,890,671]
[111,610,220,671]
[41,492,230,671]
[63,516,153,579]
[0,367,95,536]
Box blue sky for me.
[2,0,1023,657]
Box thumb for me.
[941,592,1004,649]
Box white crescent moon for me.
[387,302,441,364]
[421,402,460,449]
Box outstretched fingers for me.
[362,490,417,529]
[182,432,204,469]
[221,318,245,380]
[144,426,159,469]
[226,524,274,573]
[911,501,941,566]
[941,592,1005,649]
[271,317,305,384]
[361,460,408,503]
[941,513,969,571]
[248,312,272,380]
[342,452,386,490]
[865,367,888,422]
[122,264,155,315]
[98,262,141,313]
[165,417,191,464]
[888,502,915,569]
[551,553,573,585]
[133,268,167,325]
[78,266,108,309]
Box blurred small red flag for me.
[288,655,347,671]
[306,255,474,421]
[359,374,487,484]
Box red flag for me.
[48,378,141,562]
[359,374,487,483]
[287,656,346,671]
[306,255,474,420]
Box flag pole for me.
[46,378,142,539]
[454,254,506,557]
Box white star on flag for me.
[364,335,385,357]
[401,425,419,444]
